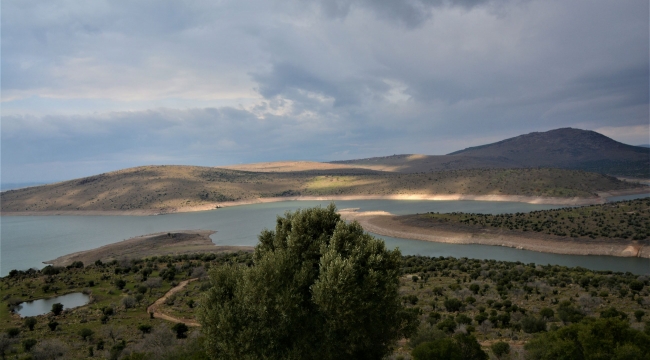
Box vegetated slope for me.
[0,166,642,213]
[2,252,649,359]
[332,128,650,177]
[406,198,650,241]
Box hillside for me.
[332,128,650,177]
[0,166,644,214]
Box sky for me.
[1,0,649,184]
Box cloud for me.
[1,0,648,182]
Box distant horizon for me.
[2,128,648,185]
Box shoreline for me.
[339,210,650,259]
[44,230,254,267]
[2,187,648,217]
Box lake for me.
[2,198,649,276]
[14,292,90,317]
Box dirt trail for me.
[147,278,200,327]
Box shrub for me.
[24,317,37,331]
[6,328,20,338]
[444,298,463,312]
[51,303,64,316]
[22,338,37,352]
[521,316,546,333]
[491,341,510,359]
[79,328,93,340]
[171,323,188,339]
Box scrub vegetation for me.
[416,198,650,241]
[1,165,641,214]
[2,252,649,359]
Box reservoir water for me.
[14,292,90,317]
[2,198,649,276]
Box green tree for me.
[199,205,415,360]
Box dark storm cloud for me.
[316,0,495,28]
[1,0,648,182]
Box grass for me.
[1,252,648,359]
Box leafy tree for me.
[491,341,510,359]
[51,303,64,316]
[199,205,415,360]
[24,317,37,331]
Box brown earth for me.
[2,165,644,216]
[44,230,254,267]
[339,210,649,258]
[147,278,201,327]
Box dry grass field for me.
[1,165,643,214]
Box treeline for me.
[420,197,650,240]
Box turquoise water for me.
[2,198,649,276]
[15,292,90,317]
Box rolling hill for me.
[332,128,650,177]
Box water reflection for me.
[15,292,90,317]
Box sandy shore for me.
[339,209,649,259]
[44,230,254,267]
[3,187,648,217]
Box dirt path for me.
[147,278,201,327]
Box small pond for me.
[15,292,90,317]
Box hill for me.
[1,166,643,214]
[332,128,650,177]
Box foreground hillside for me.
[1,253,648,359]
[333,128,650,178]
[0,166,643,214]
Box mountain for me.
[333,128,650,178]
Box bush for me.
[171,323,188,339]
[24,317,37,331]
[412,338,462,360]
[47,321,58,331]
[444,298,463,312]
[115,279,127,290]
[51,303,64,316]
[491,341,510,359]
[521,316,546,333]
[437,318,457,333]
[22,338,37,352]
[539,307,554,320]
[634,310,645,322]
[79,328,93,341]
[6,328,20,338]
[138,324,152,335]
